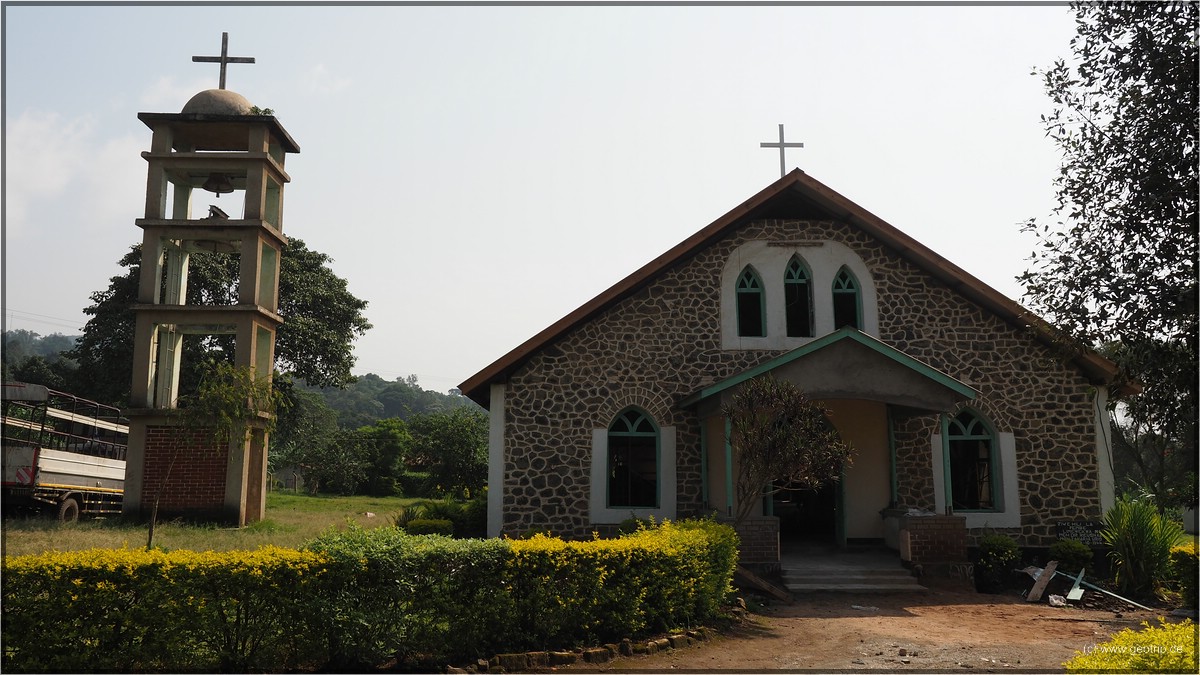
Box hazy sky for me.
[3,2,1080,394]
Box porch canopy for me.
[680,327,978,415]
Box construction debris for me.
[1025,560,1058,602]
[1019,565,1155,611]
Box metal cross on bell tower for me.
[192,32,255,90]
[760,123,804,178]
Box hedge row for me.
[1,519,738,672]
[1063,619,1197,673]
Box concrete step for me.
[781,566,913,577]
[782,569,927,593]
[785,581,928,593]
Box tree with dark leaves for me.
[722,375,853,527]
[1021,2,1197,508]
[68,238,371,406]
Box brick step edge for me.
[446,626,718,673]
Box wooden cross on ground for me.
[192,32,255,90]
[760,123,804,178]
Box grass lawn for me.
[1,492,419,557]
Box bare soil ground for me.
[562,577,1175,673]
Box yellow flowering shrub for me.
[2,546,329,673]
[1168,542,1198,609]
[1063,619,1197,673]
[505,518,737,649]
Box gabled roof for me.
[459,169,1123,406]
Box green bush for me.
[1049,538,1096,577]
[1063,619,1196,673]
[974,534,1021,593]
[365,474,398,497]
[1102,496,1186,599]
[421,497,478,537]
[305,527,513,669]
[458,496,488,538]
[405,518,455,536]
[1169,543,1198,609]
[397,470,433,498]
[392,497,487,538]
[420,497,463,521]
[391,501,428,528]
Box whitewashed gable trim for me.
[720,239,879,350]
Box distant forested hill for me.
[298,372,481,429]
[1,330,80,390]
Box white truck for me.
[2,382,128,521]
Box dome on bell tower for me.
[181,88,254,115]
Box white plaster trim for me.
[590,426,677,524]
[932,432,1020,529]
[487,383,506,538]
[720,239,879,350]
[1093,387,1116,514]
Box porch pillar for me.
[724,418,734,518]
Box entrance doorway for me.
[773,480,839,544]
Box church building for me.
[459,169,1127,566]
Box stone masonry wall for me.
[499,218,1104,547]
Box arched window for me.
[784,255,814,338]
[947,410,996,510]
[607,409,659,508]
[832,266,862,329]
[736,266,766,337]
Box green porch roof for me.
[679,327,978,413]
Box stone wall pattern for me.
[500,218,1102,546]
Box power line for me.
[4,308,86,333]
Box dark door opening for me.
[774,481,838,544]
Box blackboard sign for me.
[1055,520,1105,548]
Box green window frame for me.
[736,266,766,337]
[784,255,815,338]
[832,266,862,329]
[607,409,659,508]
[947,409,997,511]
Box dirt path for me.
[565,580,1166,672]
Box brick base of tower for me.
[123,411,267,526]
[141,424,230,520]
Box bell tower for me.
[122,33,300,525]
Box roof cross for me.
[760,124,804,178]
[192,32,255,90]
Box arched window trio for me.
[736,257,862,338]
